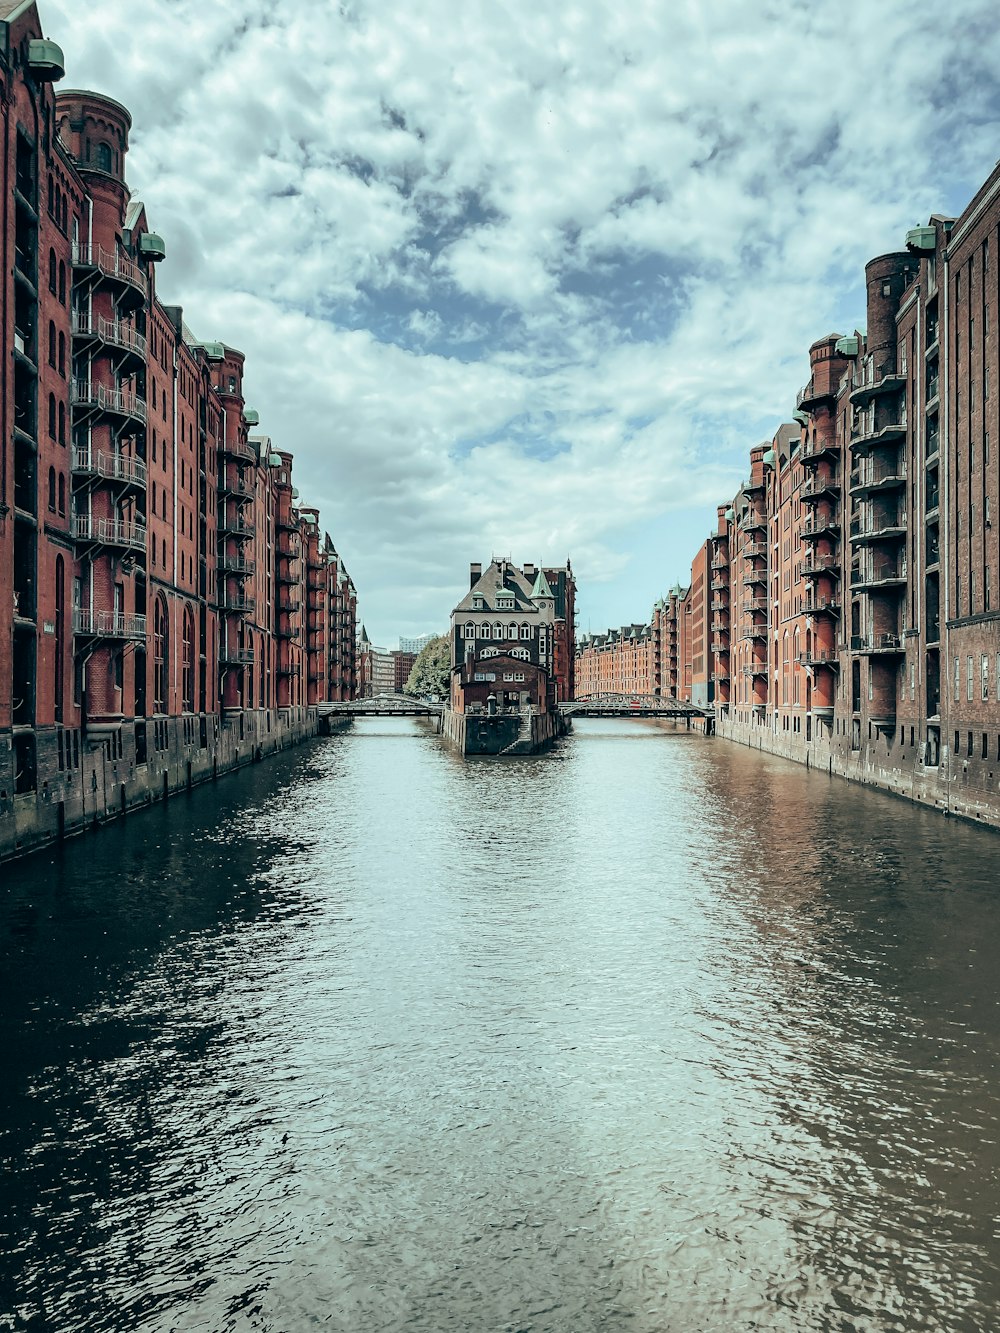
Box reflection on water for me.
[2,718,999,1332]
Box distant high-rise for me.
[399,632,437,654]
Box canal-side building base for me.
[715,712,1000,830]
[441,709,570,756]
[0,709,319,865]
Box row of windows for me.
[953,654,1000,703]
[463,622,536,640]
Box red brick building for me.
[575,624,654,697]
[1,3,358,859]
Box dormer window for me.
[473,595,484,609]
[497,592,514,608]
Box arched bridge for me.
[318,693,444,719]
[559,693,709,718]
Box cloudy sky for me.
[44,0,1000,646]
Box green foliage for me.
[403,634,451,698]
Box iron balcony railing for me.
[219,593,256,615]
[219,554,256,575]
[73,608,147,639]
[849,513,907,541]
[71,379,148,424]
[72,447,147,488]
[804,594,841,614]
[71,311,147,359]
[72,514,146,551]
[220,645,255,665]
[219,438,256,463]
[72,241,147,297]
[850,633,903,653]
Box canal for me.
[2,718,999,1332]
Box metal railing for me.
[73,607,147,639]
[72,514,146,551]
[72,241,147,296]
[850,633,902,653]
[71,379,148,423]
[220,645,255,665]
[72,447,147,488]
[72,311,147,358]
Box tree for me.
[404,634,451,698]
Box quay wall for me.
[441,709,569,755]
[715,713,1000,830]
[0,709,319,864]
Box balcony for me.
[72,242,147,302]
[741,627,766,641]
[801,552,840,578]
[278,662,302,676]
[743,597,767,613]
[743,541,767,559]
[71,311,147,361]
[797,378,837,412]
[849,513,907,544]
[799,436,840,464]
[219,514,256,539]
[219,593,256,615]
[276,564,298,585]
[849,561,907,591]
[710,577,728,592]
[850,365,907,405]
[71,380,147,426]
[710,557,729,573]
[71,447,147,491]
[801,510,841,539]
[73,608,147,640]
[218,473,254,499]
[739,509,766,533]
[277,624,301,640]
[743,663,768,677]
[711,638,729,654]
[799,647,839,668]
[219,554,256,576]
[804,593,841,615]
[711,671,730,683]
[220,645,255,665]
[72,514,146,552]
[849,461,907,495]
[800,475,840,502]
[219,438,256,463]
[711,597,728,611]
[280,595,301,614]
[852,417,907,451]
[710,618,729,633]
[743,568,766,587]
[850,633,904,655]
[278,533,301,556]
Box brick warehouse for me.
[585,158,1000,827]
[1,2,359,861]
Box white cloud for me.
[41,0,1000,639]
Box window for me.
[58,402,65,445]
[48,248,57,294]
[47,467,56,512]
[182,606,196,712]
[153,596,168,713]
[464,622,475,639]
[48,321,56,367]
[94,141,113,173]
[521,624,532,639]
[58,260,66,304]
[48,393,56,439]
[58,473,65,516]
[479,623,490,638]
[954,657,960,702]
[983,655,990,702]
[58,331,65,377]
[968,655,974,702]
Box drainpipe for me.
[940,237,952,814]
[172,344,179,708]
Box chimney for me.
[470,561,482,589]
[523,562,536,579]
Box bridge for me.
[317,693,444,719]
[559,692,709,719]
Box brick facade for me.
[1,4,358,859]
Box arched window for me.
[153,596,168,713]
[182,606,196,712]
[47,176,54,215]
[58,474,65,516]
[58,261,66,304]
[58,330,65,376]
[58,402,65,445]
[464,622,475,639]
[48,393,57,439]
[94,142,113,173]
[48,248,57,294]
[520,623,532,639]
[47,467,56,512]
[48,320,56,366]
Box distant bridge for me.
[559,692,709,719]
[317,692,444,719]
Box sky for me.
[42,0,1000,647]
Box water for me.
[2,718,999,1333]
